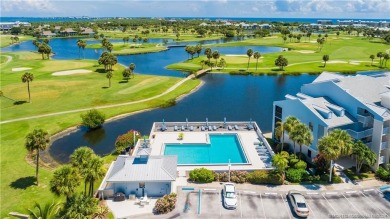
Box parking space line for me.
[242,190,256,194]
[360,191,389,217]
[306,192,319,195]
[305,199,318,219]
[341,193,366,218]
[219,189,222,217]
[264,192,278,195]
[281,194,293,219]
[239,191,243,218]
[321,193,338,214]
[345,190,357,194]
[363,189,374,192]
[259,193,267,219]
[204,188,216,191]
[325,192,338,195]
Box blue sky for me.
[1,0,390,19]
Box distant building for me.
[41,31,56,37]
[0,21,31,31]
[317,20,333,25]
[60,28,77,36]
[80,27,95,35]
[273,72,390,169]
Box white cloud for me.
[252,6,259,11]
[1,0,57,12]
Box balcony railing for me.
[381,142,389,150]
[383,127,390,135]
[379,156,385,164]
[357,114,373,126]
[346,128,373,139]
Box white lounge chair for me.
[213,125,217,131]
[228,125,232,130]
[174,125,178,131]
[234,125,239,130]
[189,126,194,131]
[201,126,205,131]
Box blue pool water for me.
[163,134,247,165]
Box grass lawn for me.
[343,167,375,181]
[0,51,190,121]
[169,34,390,74]
[86,42,168,55]
[0,34,35,48]
[0,50,201,216]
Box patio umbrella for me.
[206,117,208,126]
[186,118,189,128]
[224,117,227,128]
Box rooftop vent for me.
[313,105,333,119]
[297,93,313,100]
[325,103,345,117]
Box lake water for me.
[3,37,313,163]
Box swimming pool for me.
[163,134,248,165]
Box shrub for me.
[332,175,343,183]
[80,109,105,129]
[160,99,176,108]
[286,168,306,183]
[189,168,214,183]
[289,158,300,167]
[295,152,307,161]
[154,193,177,214]
[313,155,329,175]
[115,130,140,153]
[247,170,283,185]
[230,171,248,183]
[294,160,307,170]
[375,167,390,181]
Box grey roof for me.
[106,155,177,182]
[335,73,390,104]
[312,72,346,83]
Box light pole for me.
[133,130,139,148]
[228,159,231,182]
[329,160,334,183]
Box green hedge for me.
[375,166,390,181]
[154,193,177,214]
[247,170,283,185]
[286,168,307,183]
[189,168,214,183]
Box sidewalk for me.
[175,176,388,193]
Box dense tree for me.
[50,165,81,200]
[98,52,117,72]
[60,194,98,218]
[323,55,330,67]
[274,55,288,70]
[80,109,106,129]
[253,52,261,70]
[212,50,220,67]
[219,58,226,69]
[28,201,61,219]
[204,48,212,64]
[195,44,202,57]
[106,71,113,88]
[352,140,376,174]
[122,68,132,82]
[383,54,389,67]
[291,123,313,159]
[21,72,34,103]
[25,129,50,186]
[377,52,384,67]
[246,49,253,70]
[115,130,141,153]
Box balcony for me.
[379,156,385,164]
[383,127,390,135]
[381,142,389,150]
[357,114,373,127]
[345,128,373,139]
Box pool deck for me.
[133,121,275,172]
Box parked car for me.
[287,190,309,217]
[222,183,237,209]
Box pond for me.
[2,37,283,77]
[48,73,317,163]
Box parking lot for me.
[177,188,390,219]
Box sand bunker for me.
[225,54,247,57]
[12,67,32,72]
[52,69,92,76]
[326,60,348,64]
[296,50,315,54]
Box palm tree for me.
[291,123,313,159]
[212,50,220,67]
[28,201,61,219]
[284,116,300,153]
[383,54,389,67]
[323,55,330,67]
[77,39,86,59]
[61,194,98,218]
[253,52,261,70]
[204,48,212,64]
[352,140,377,174]
[129,63,136,78]
[50,165,81,200]
[369,54,375,66]
[274,121,285,152]
[377,52,383,67]
[85,156,105,196]
[219,58,226,69]
[106,71,113,88]
[21,72,34,103]
[25,129,49,186]
[246,49,254,69]
[122,68,131,82]
[272,151,289,179]
[70,147,94,195]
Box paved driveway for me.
[176,187,390,219]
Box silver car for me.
[223,183,237,209]
[287,190,310,217]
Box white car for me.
[223,183,237,209]
[287,190,310,217]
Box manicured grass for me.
[0,76,200,218]
[0,52,187,121]
[0,34,34,48]
[0,55,8,64]
[343,168,375,181]
[170,34,389,74]
[86,42,168,55]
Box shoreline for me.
[44,77,205,166]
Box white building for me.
[272,72,390,169]
[0,21,31,31]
